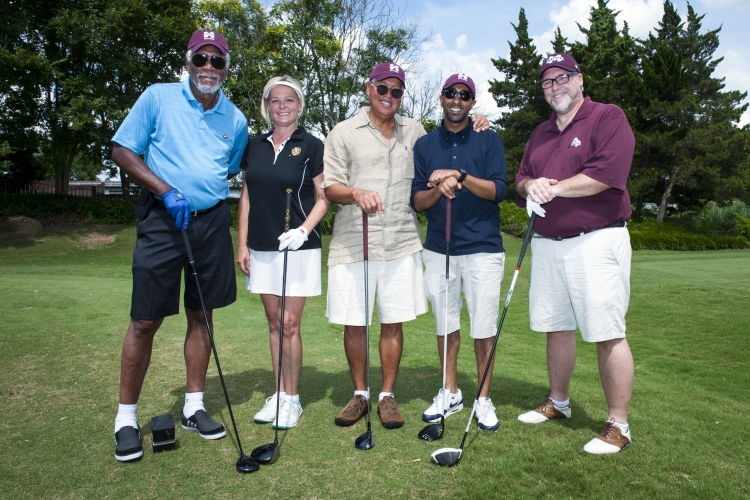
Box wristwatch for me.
[457,169,468,183]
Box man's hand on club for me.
[161,188,191,231]
[352,188,384,215]
[278,226,308,251]
[524,177,558,204]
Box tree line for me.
[2,0,748,220]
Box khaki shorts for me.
[246,249,322,297]
[423,250,505,339]
[326,253,428,326]
[529,227,631,342]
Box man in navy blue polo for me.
[109,29,248,462]
[411,73,508,431]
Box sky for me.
[400,0,750,125]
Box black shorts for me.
[130,201,236,319]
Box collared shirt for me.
[323,107,426,265]
[112,78,248,211]
[411,119,508,255]
[241,127,324,251]
[515,97,634,237]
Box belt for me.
[541,220,627,241]
[153,199,224,217]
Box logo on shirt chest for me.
[570,137,581,147]
[291,147,301,156]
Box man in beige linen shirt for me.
[324,62,489,430]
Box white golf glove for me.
[526,195,547,218]
[278,226,308,251]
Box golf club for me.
[251,188,293,465]
[354,210,374,451]
[431,212,538,467]
[181,230,259,474]
[419,198,452,441]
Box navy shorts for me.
[130,201,236,319]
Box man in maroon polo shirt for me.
[515,53,635,455]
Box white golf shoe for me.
[583,419,631,455]
[422,388,464,423]
[518,398,572,424]
[475,398,499,431]
[254,394,278,423]
[273,399,303,430]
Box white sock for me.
[114,403,137,433]
[613,421,629,434]
[285,394,300,404]
[354,390,370,400]
[183,392,205,418]
[550,397,569,408]
[279,391,287,400]
[378,392,394,402]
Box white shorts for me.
[246,249,322,297]
[529,227,631,342]
[326,252,428,326]
[423,250,505,339]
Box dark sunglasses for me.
[375,84,404,99]
[191,53,227,70]
[442,87,473,101]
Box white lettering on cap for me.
[457,73,468,81]
[204,31,216,40]
[546,54,564,64]
[389,63,400,73]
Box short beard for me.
[190,73,223,95]
[548,91,573,114]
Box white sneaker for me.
[518,398,572,424]
[273,399,302,429]
[254,394,279,423]
[475,398,499,431]
[422,388,464,423]
[583,419,631,455]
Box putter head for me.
[354,430,374,450]
[431,447,462,467]
[250,442,280,465]
[417,423,443,441]
[236,455,260,473]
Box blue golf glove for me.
[161,188,191,231]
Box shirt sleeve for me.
[410,135,430,210]
[580,107,634,192]
[322,125,349,188]
[228,116,249,175]
[111,86,157,154]
[485,134,509,204]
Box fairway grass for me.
[0,223,748,499]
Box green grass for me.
[0,221,748,499]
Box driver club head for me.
[354,430,374,450]
[418,422,443,441]
[236,454,260,473]
[431,447,462,467]
[250,442,280,465]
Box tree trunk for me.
[657,176,677,222]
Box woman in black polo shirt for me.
[237,75,329,430]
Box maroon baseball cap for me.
[539,53,580,79]
[188,30,229,54]
[369,62,406,87]
[442,73,476,97]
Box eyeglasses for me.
[540,71,578,89]
[442,88,473,101]
[191,53,227,70]
[374,84,404,99]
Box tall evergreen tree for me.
[488,8,546,186]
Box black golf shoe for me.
[114,425,144,462]
[181,410,226,439]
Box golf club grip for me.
[516,212,537,268]
[181,230,194,263]
[445,198,451,244]
[285,188,292,232]
[362,210,368,260]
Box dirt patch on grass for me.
[0,216,45,243]
[77,232,116,246]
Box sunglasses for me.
[442,88,473,101]
[190,53,227,70]
[374,84,404,99]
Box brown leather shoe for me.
[377,395,404,429]
[334,395,369,427]
[517,398,572,424]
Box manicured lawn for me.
[0,221,748,498]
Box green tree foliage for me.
[488,8,547,186]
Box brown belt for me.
[541,220,626,241]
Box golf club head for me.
[431,447,462,467]
[418,423,443,441]
[236,455,260,473]
[250,442,280,465]
[354,430,374,450]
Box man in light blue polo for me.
[109,29,248,463]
